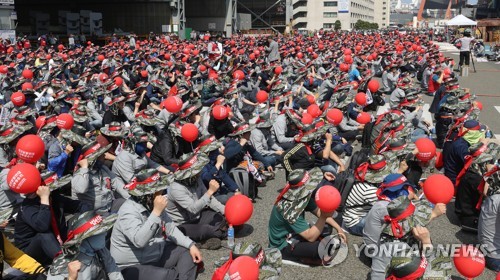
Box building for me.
[292,0,389,31]
[374,0,391,28]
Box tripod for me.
[469,45,477,73]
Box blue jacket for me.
[201,161,239,193]
[443,137,470,185]
[224,139,270,171]
[48,141,68,178]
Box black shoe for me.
[199,238,222,250]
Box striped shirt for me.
[342,181,378,228]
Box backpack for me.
[361,122,375,149]
[229,168,258,201]
[348,148,371,170]
[332,169,356,213]
[416,62,428,82]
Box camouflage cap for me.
[136,108,160,127]
[11,114,34,131]
[50,212,118,276]
[363,155,392,184]
[294,124,330,143]
[387,252,427,279]
[440,96,460,111]
[173,152,210,181]
[60,129,92,146]
[469,142,500,174]
[215,242,282,280]
[229,123,256,137]
[0,207,13,224]
[70,106,89,123]
[41,171,72,191]
[255,112,273,129]
[0,123,27,145]
[332,90,353,109]
[100,122,129,138]
[380,138,416,159]
[382,196,433,238]
[125,168,174,196]
[196,135,224,154]
[78,141,112,166]
[13,105,36,118]
[180,102,202,119]
[276,168,323,224]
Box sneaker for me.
[198,238,222,250]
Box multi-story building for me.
[292,0,389,30]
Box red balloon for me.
[444,68,451,76]
[296,52,304,59]
[307,104,321,118]
[274,66,283,75]
[340,63,349,73]
[99,73,109,83]
[345,55,353,64]
[16,135,45,163]
[355,45,362,51]
[256,90,268,103]
[367,80,380,93]
[301,113,313,125]
[164,53,171,60]
[0,65,8,74]
[355,93,367,106]
[249,53,256,60]
[415,138,436,162]
[306,94,315,104]
[11,91,25,106]
[7,163,41,194]
[225,195,253,226]
[180,123,199,142]
[58,44,64,50]
[22,69,33,79]
[315,186,341,212]
[474,101,483,111]
[233,70,245,81]
[183,70,192,77]
[97,54,105,61]
[35,116,46,129]
[212,105,229,120]
[453,245,485,278]
[114,77,123,87]
[423,174,454,204]
[326,109,343,125]
[228,256,259,280]
[163,96,183,113]
[344,49,352,55]
[56,113,74,130]
[435,151,444,169]
[356,112,371,124]
[22,82,33,91]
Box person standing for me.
[265,36,280,64]
[455,29,475,71]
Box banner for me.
[339,0,349,13]
[0,29,15,43]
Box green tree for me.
[334,20,342,31]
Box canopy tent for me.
[446,14,477,26]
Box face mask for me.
[135,142,147,156]
[80,233,106,257]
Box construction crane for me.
[417,0,460,20]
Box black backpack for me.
[229,168,258,201]
[361,122,375,149]
[416,62,428,82]
[332,169,356,214]
[348,148,371,170]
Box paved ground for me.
[197,49,500,280]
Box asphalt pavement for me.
[197,47,500,280]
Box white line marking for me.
[495,106,500,114]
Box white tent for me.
[446,14,477,26]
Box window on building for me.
[324,1,338,7]
[323,12,337,18]
[323,23,335,28]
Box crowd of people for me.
[0,28,496,280]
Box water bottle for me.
[227,225,235,248]
[486,130,492,139]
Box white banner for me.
[339,0,349,13]
[0,29,15,43]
